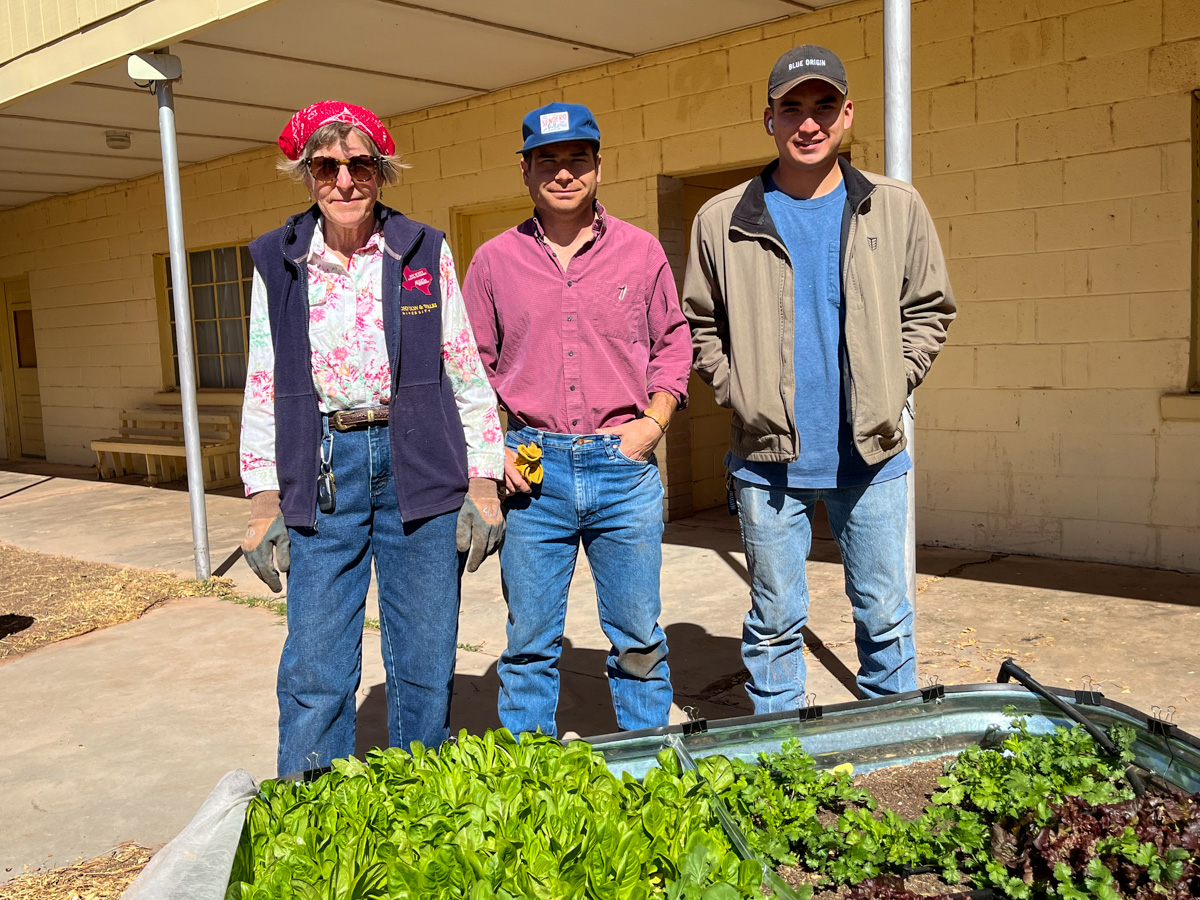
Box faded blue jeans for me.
[735,474,916,712]
[498,423,672,737]
[276,420,462,777]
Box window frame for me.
[154,242,255,392]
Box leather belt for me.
[329,406,389,431]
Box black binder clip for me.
[920,674,944,703]
[1148,706,1177,738]
[798,693,823,721]
[681,706,708,736]
[1074,675,1104,706]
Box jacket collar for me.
[278,203,425,269]
[731,155,876,236]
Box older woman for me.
[238,101,504,776]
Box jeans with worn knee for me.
[735,474,915,712]
[276,420,461,777]
[498,423,672,737]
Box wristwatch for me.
[642,407,669,432]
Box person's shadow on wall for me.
[354,622,760,755]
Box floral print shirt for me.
[240,221,504,494]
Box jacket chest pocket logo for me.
[867,236,878,250]
[402,265,433,296]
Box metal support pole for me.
[884,0,916,606]
[157,79,212,580]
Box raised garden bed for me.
[123,671,1200,900]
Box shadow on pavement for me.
[664,506,1200,609]
[354,623,760,754]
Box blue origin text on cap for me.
[518,102,602,154]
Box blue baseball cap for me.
[518,102,601,154]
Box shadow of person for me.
[0,612,35,639]
[355,622,771,756]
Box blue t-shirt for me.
[727,178,911,489]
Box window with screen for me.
[163,245,254,389]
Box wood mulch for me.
[0,842,153,899]
[0,542,281,663]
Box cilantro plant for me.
[227,729,763,900]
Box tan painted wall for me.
[0,0,1198,569]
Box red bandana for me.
[278,101,396,160]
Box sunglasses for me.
[306,155,380,184]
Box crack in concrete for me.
[917,552,1010,594]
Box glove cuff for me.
[249,489,281,520]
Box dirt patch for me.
[0,842,153,899]
[0,543,283,662]
[853,758,948,821]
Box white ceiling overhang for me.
[0,0,851,211]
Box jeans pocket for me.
[614,444,653,466]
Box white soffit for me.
[0,0,833,211]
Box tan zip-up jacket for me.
[682,158,955,466]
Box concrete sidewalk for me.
[1,464,1197,881]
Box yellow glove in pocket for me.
[514,442,544,485]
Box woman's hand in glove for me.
[457,477,505,573]
[242,490,290,593]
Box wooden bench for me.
[91,408,241,489]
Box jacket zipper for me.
[841,213,857,430]
[730,222,798,458]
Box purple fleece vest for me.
[248,205,468,527]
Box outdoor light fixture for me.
[127,52,182,82]
[105,130,131,150]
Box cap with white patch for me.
[518,101,601,154]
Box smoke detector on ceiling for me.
[105,130,132,150]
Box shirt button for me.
[567,316,573,322]
[568,350,574,357]
[567,280,573,286]
[570,385,576,391]
[572,419,578,426]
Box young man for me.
[683,46,956,711]
[462,102,691,737]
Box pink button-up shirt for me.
[462,204,691,435]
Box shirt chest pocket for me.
[587,279,644,343]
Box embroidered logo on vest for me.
[402,265,433,295]
[867,236,878,250]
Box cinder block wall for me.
[0,0,1197,569]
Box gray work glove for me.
[242,490,290,593]
[456,478,505,573]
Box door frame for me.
[0,277,26,459]
[451,196,531,269]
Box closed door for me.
[457,201,530,271]
[2,278,44,458]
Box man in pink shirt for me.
[462,102,691,737]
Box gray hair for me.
[276,121,408,185]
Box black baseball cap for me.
[768,44,849,100]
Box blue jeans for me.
[498,424,672,737]
[735,475,916,711]
[276,421,462,776]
